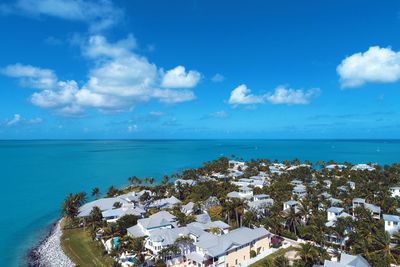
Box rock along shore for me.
[28,220,75,267]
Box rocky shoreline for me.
[28,220,74,267]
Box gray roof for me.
[317,253,371,267]
[147,196,181,209]
[364,203,381,214]
[138,211,176,229]
[102,206,145,218]
[196,213,211,224]
[327,207,344,214]
[181,202,194,213]
[127,224,147,237]
[248,199,274,210]
[78,197,129,217]
[195,227,269,257]
[383,214,400,223]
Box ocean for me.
[1,139,399,266]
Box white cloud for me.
[267,86,320,105]
[161,66,201,88]
[211,73,225,82]
[1,63,57,90]
[228,84,265,105]
[5,0,123,32]
[210,111,228,118]
[2,35,201,115]
[6,114,22,126]
[3,114,43,127]
[337,46,400,88]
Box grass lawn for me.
[250,246,294,267]
[60,223,114,267]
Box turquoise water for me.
[1,139,400,266]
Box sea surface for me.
[1,139,400,267]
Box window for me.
[235,259,238,265]
[226,264,229,267]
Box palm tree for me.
[274,255,290,267]
[91,187,100,199]
[282,207,302,235]
[149,177,155,185]
[295,243,319,267]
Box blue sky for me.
[0,0,400,139]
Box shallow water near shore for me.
[1,139,400,267]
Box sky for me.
[0,0,400,139]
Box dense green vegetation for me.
[61,157,400,266]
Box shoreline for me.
[28,219,74,267]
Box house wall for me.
[224,236,269,267]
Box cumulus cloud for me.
[211,73,225,82]
[1,63,57,90]
[228,84,265,105]
[161,65,201,88]
[228,84,320,106]
[3,114,43,127]
[3,0,123,32]
[337,46,400,88]
[2,35,201,116]
[267,86,320,105]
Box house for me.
[351,164,375,171]
[78,197,131,217]
[290,179,303,186]
[201,196,221,212]
[102,206,146,222]
[314,253,371,267]
[181,202,195,215]
[185,227,270,267]
[292,184,307,199]
[389,187,400,198]
[352,198,381,219]
[227,186,253,200]
[325,164,347,171]
[119,190,153,203]
[175,179,197,187]
[323,180,332,189]
[127,211,177,237]
[383,214,400,236]
[283,200,299,211]
[147,196,181,209]
[253,194,270,201]
[325,207,352,245]
[229,160,246,170]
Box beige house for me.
[170,227,270,267]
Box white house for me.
[227,186,253,200]
[383,214,400,236]
[127,211,177,237]
[389,187,400,198]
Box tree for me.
[106,186,120,197]
[282,207,302,236]
[113,201,122,209]
[295,243,319,267]
[117,214,138,230]
[158,245,181,261]
[62,192,87,218]
[91,187,100,199]
[274,255,290,267]
[88,206,103,229]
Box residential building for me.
[383,214,400,236]
[314,253,371,267]
[127,211,177,237]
